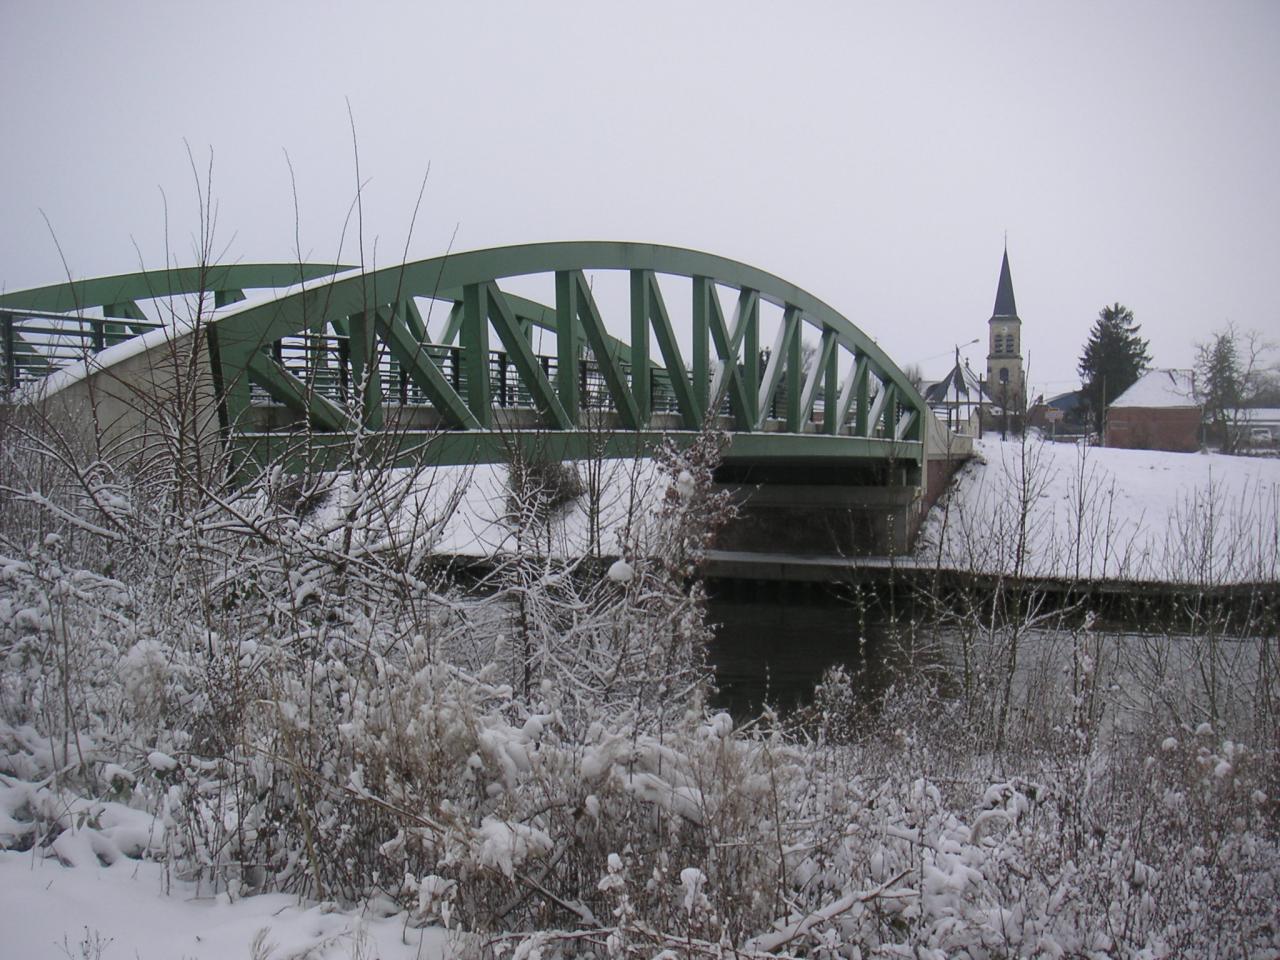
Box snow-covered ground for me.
[304,456,671,560]
[0,852,447,959]
[299,435,1280,585]
[917,436,1280,583]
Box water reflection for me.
[707,593,1270,733]
[705,595,949,716]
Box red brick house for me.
[1105,369,1201,452]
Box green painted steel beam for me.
[0,263,353,313]
[230,427,922,474]
[785,307,803,432]
[485,283,572,430]
[800,326,837,428]
[895,408,919,442]
[374,307,478,429]
[629,271,652,425]
[207,242,927,433]
[401,298,428,341]
[757,305,798,428]
[864,382,891,439]
[438,301,464,345]
[563,271,640,429]
[733,288,760,418]
[843,355,870,437]
[555,272,581,420]
[697,277,752,429]
[822,328,841,436]
[881,383,897,438]
[460,284,490,427]
[634,270,700,428]
[690,279,710,416]
[346,311,383,429]
[246,353,350,431]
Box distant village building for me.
[923,245,1026,437]
[1105,368,1201,452]
[923,355,990,436]
[1236,408,1280,448]
[1027,389,1087,435]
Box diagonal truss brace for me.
[695,276,753,430]
[556,271,640,429]
[798,326,839,432]
[374,304,479,429]
[757,305,802,430]
[246,352,351,432]
[632,270,700,428]
[483,282,573,430]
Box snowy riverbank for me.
[917,436,1280,584]
[317,434,1280,587]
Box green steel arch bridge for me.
[0,243,948,554]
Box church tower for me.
[985,246,1025,411]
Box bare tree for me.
[1195,322,1276,452]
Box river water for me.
[706,592,1273,729]
[705,593,946,716]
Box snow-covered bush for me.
[1,401,1277,957]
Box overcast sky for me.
[3,1,1276,396]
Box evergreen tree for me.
[1077,303,1151,433]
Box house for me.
[923,355,996,436]
[1028,389,1087,436]
[1232,408,1280,449]
[1105,369,1201,452]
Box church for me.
[923,246,1026,433]
[985,247,1026,412]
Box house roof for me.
[1110,369,1198,409]
[1241,408,1280,425]
[924,359,990,405]
[1044,390,1085,412]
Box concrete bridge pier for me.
[714,482,920,556]
[709,418,973,568]
[712,461,922,558]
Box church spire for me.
[992,247,1018,318]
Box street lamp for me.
[953,339,980,433]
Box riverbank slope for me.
[916,436,1280,585]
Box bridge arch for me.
[209,242,926,454]
[2,243,929,472]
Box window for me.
[999,367,1009,384]
[992,332,1017,355]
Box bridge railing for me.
[249,330,691,421]
[243,329,867,450]
[0,309,164,397]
